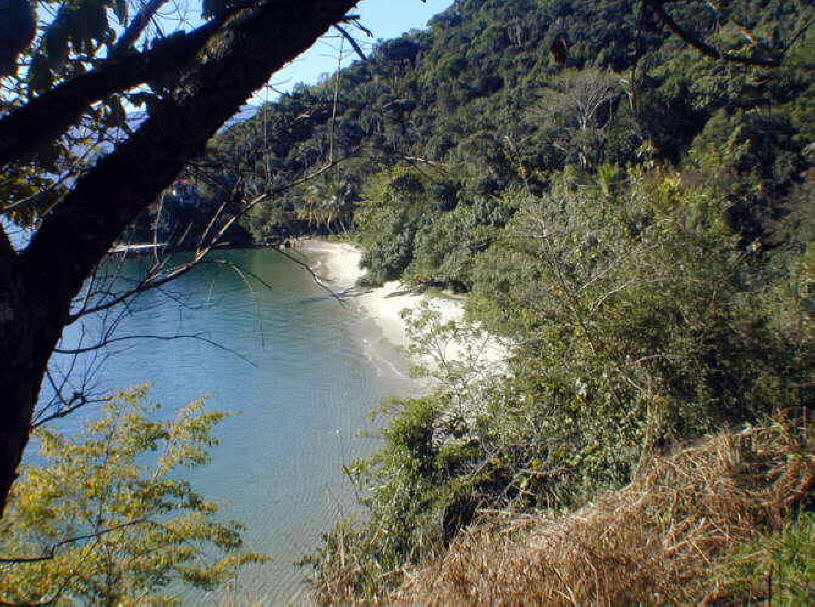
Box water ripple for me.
[45,249,417,605]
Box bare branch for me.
[272,248,349,305]
[67,254,204,322]
[33,364,109,428]
[334,24,368,61]
[53,333,257,366]
[202,258,276,292]
[68,153,359,325]
[32,396,103,429]
[339,14,373,39]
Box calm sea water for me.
[41,248,416,604]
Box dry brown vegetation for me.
[392,414,814,605]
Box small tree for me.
[0,386,266,605]
[532,68,624,170]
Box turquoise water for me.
[44,248,416,604]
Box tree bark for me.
[1,0,359,516]
[0,255,64,513]
[0,20,219,166]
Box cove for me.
[43,248,417,604]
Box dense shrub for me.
[306,168,812,600]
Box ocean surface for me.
[39,248,417,604]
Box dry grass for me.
[395,415,814,605]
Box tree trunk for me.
[0,255,65,511]
[0,0,359,516]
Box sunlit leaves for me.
[0,386,267,604]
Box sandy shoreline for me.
[294,239,465,350]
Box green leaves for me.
[713,512,815,602]
[294,1,815,600]
[0,386,266,605]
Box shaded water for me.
[45,248,416,604]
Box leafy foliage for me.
[209,0,812,289]
[307,165,812,598]
[397,413,815,605]
[718,511,815,603]
[0,386,266,605]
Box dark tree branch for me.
[67,251,208,322]
[346,18,373,39]
[205,258,277,292]
[0,0,360,517]
[24,0,359,296]
[32,395,108,428]
[67,189,258,323]
[272,247,349,305]
[0,19,220,167]
[69,153,357,324]
[111,0,172,57]
[53,333,257,366]
[334,24,368,61]
[43,369,76,419]
[0,518,149,564]
[649,0,814,69]
[32,367,108,428]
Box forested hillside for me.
[208,0,814,601]
[211,0,811,279]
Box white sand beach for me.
[294,239,510,379]
[295,239,465,350]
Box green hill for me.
[207,0,814,601]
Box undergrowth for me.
[395,413,814,605]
